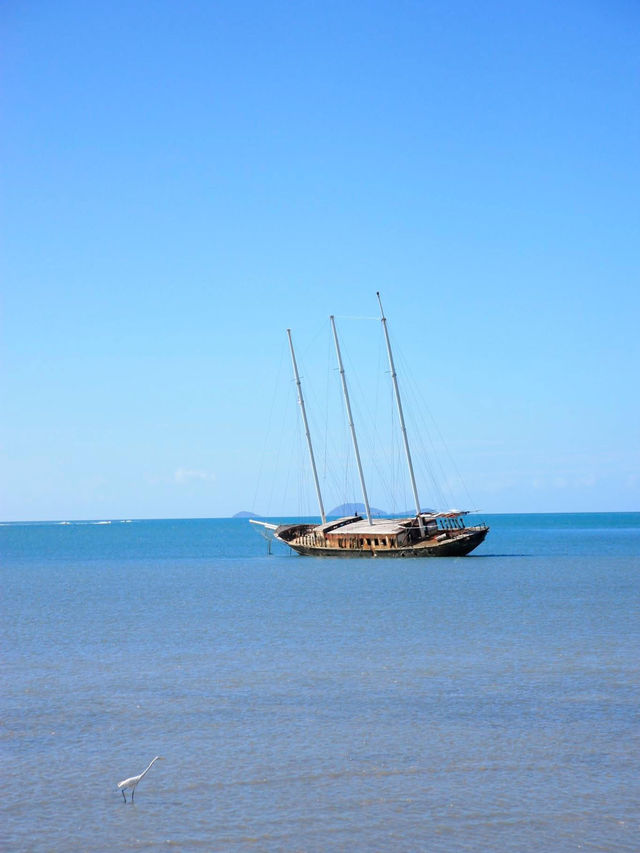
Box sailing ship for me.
[251,293,489,557]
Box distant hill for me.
[327,503,437,518]
[235,505,436,519]
[328,502,387,518]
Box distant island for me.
[327,502,387,517]
[234,505,384,519]
[234,504,435,519]
[328,503,435,517]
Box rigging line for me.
[338,381,357,511]
[328,403,353,503]
[282,358,318,518]
[278,412,295,516]
[290,320,332,513]
[379,326,416,514]
[340,339,376,493]
[339,338,400,513]
[295,413,308,517]
[419,400,479,511]
[330,315,379,321]
[252,344,286,515]
[396,343,465,509]
[322,328,386,513]
[323,335,331,485]
[372,327,397,512]
[365,343,402,505]
[301,337,354,507]
[268,368,299,516]
[297,316,331,362]
[294,408,320,519]
[377,291,423,531]
[387,336,447,509]
[390,389,411,514]
[330,314,373,523]
[388,379,398,513]
[287,329,326,523]
[394,345,481,512]
[402,372,451,509]
[410,378,461,507]
[371,323,385,473]
[354,329,407,507]
[323,349,350,509]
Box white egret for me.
[117,756,164,802]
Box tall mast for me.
[286,329,326,524]
[376,292,424,534]
[330,315,373,526]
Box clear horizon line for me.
[2,509,640,525]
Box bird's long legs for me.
[122,790,127,803]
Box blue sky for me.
[2,0,639,520]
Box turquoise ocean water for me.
[2,513,639,851]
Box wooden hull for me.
[279,525,488,558]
